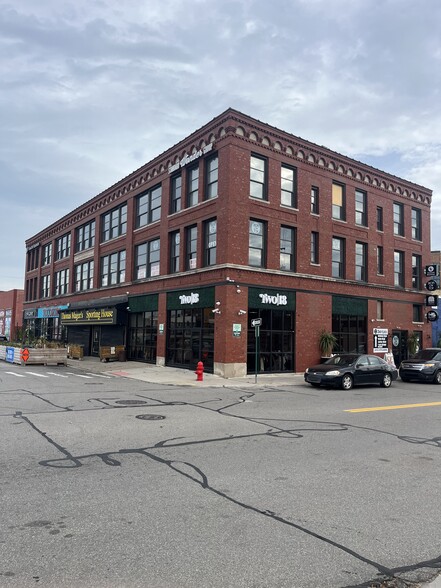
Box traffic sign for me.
[425,280,438,291]
[426,310,438,322]
[21,348,30,362]
[251,318,262,327]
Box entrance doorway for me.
[247,309,294,374]
[91,326,100,356]
[392,330,408,367]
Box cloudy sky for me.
[1,0,441,290]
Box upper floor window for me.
[281,165,297,208]
[332,182,345,221]
[205,155,218,200]
[75,220,95,252]
[42,243,52,266]
[169,231,180,274]
[26,247,39,271]
[412,254,422,289]
[102,204,127,242]
[393,202,404,236]
[203,219,217,267]
[75,260,94,292]
[170,175,182,214]
[101,250,126,287]
[332,237,345,278]
[355,242,367,282]
[135,239,160,279]
[136,186,161,228]
[376,206,383,231]
[250,155,267,200]
[411,207,422,241]
[56,233,71,260]
[311,232,319,264]
[54,268,70,296]
[377,300,384,320]
[413,306,423,323]
[280,226,296,271]
[311,186,319,215]
[185,225,198,270]
[249,219,266,267]
[394,250,404,287]
[187,165,199,207]
[41,274,51,298]
[377,246,384,275]
[355,189,367,226]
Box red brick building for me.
[0,289,24,341]
[23,108,432,376]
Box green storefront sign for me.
[167,287,215,310]
[248,288,295,310]
[128,294,158,313]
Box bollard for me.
[195,361,204,381]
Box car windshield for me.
[410,349,440,360]
[324,355,358,367]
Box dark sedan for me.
[399,348,441,384]
[304,353,398,390]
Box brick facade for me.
[23,108,433,376]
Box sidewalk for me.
[66,356,306,388]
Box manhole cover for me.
[136,414,166,420]
[115,400,148,406]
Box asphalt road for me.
[1,362,441,588]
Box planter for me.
[68,344,84,360]
[21,348,68,366]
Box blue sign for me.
[6,347,14,363]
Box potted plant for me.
[319,329,337,358]
[407,331,420,356]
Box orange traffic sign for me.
[21,348,30,362]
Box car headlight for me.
[325,370,341,376]
[424,363,435,368]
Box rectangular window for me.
[394,250,404,287]
[100,250,126,287]
[250,155,267,200]
[393,202,404,236]
[332,182,345,220]
[169,231,180,273]
[170,175,182,214]
[281,165,297,207]
[311,186,319,214]
[187,165,199,207]
[412,254,422,289]
[355,189,367,226]
[355,242,367,282]
[27,247,40,271]
[411,207,422,241]
[42,243,52,266]
[136,185,161,228]
[280,226,296,271]
[377,246,384,275]
[102,204,127,242]
[332,237,345,278]
[376,206,383,231]
[54,268,70,296]
[135,239,160,279]
[205,154,218,200]
[75,220,95,252]
[249,219,266,267]
[185,225,198,270]
[41,274,51,298]
[55,233,71,260]
[377,300,383,320]
[413,305,423,322]
[203,219,217,267]
[311,232,319,264]
[75,260,94,292]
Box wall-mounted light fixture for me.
[212,308,221,315]
[226,277,235,283]
[237,309,247,316]
[236,284,242,293]
[215,300,221,306]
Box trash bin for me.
[117,348,126,362]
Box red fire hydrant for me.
[195,361,204,381]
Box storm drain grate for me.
[115,400,149,406]
[136,414,166,421]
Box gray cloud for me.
[1,0,440,289]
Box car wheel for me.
[341,374,353,390]
[381,373,392,388]
[434,371,441,385]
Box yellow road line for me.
[345,401,441,413]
